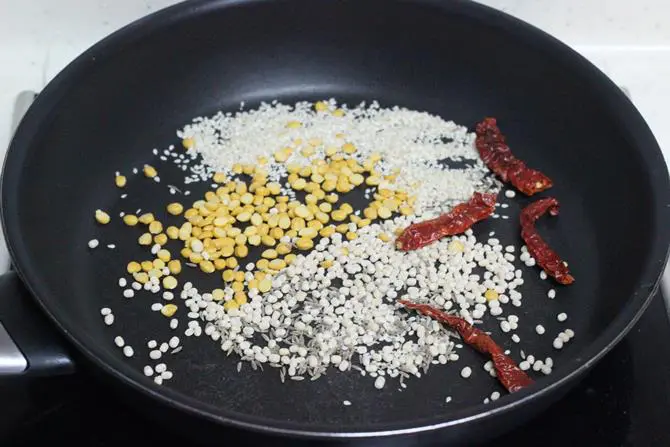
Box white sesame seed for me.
[114,336,125,347]
[511,334,520,343]
[539,271,547,280]
[123,346,134,357]
[343,400,352,406]
[557,312,568,322]
[460,366,472,379]
[88,239,99,249]
[535,325,545,335]
[505,190,516,198]
[151,303,163,311]
[548,289,556,299]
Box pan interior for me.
[3,0,665,434]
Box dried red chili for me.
[520,197,575,285]
[475,117,553,196]
[396,192,497,251]
[399,300,533,393]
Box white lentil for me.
[155,363,167,373]
[374,376,386,389]
[461,366,472,379]
[123,346,134,357]
[118,278,127,287]
[169,336,180,348]
[548,289,556,299]
[557,312,568,322]
[125,101,550,390]
[504,190,516,198]
[114,336,125,347]
[149,350,162,360]
[535,325,545,335]
[143,365,154,376]
[100,307,112,316]
[553,338,564,350]
[103,314,114,326]
[88,239,99,249]
[123,289,134,298]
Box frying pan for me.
[1,0,669,445]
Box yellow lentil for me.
[95,209,110,225]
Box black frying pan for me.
[1,0,669,445]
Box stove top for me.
[1,291,668,446]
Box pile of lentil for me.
[91,100,570,392]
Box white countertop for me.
[0,0,668,270]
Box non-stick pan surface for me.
[2,0,669,441]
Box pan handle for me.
[0,272,75,376]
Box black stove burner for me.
[1,294,669,446]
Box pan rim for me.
[2,0,670,439]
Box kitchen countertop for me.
[0,0,668,272]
